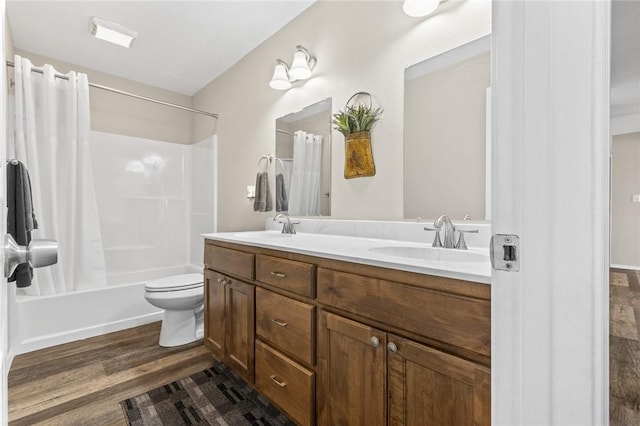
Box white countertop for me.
[203,230,491,284]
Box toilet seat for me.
[145,273,203,293]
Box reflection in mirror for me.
[275,98,332,216]
[404,35,491,221]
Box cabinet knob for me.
[370,336,380,348]
[387,342,398,353]
[217,278,224,285]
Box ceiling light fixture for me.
[269,45,316,90]
[89,16,137,48]
[402,0,443,18]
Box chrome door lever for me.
[4,234,58,278]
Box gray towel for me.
[7,161,38,288]
[253,171,273,212]
[275,173,288,212]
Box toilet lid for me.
[145,273,204,292]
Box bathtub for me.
[9,265,201,357]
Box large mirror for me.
[275,98,332,216]
[404,35,491,221]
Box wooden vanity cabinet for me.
[316,312,387,426]
[254,256,316,426]
[316,267,491,426]
[387,334,490,426]
[317,311,490,426]
[204,245,255,384]
[204,239,491,426]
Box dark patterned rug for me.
[120,362,295,425]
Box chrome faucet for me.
[434,215,456,248]
[424,215,478,250]
[273,213,299,234]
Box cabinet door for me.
[204,270,226,360]
[225,277,255,384]
[387,334,490,426]
[317,311,386,426]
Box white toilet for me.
[144,273,205,347]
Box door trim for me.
[491,1,610,424]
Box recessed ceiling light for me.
[89,16,137,48]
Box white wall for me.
[611,131,640,268]
[192,0,491,232]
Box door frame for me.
[491,1,610,424]
[1,0,9,422]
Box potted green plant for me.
[332,92,383,179]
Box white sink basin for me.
[233,231,293,240]
[369,246,488,262]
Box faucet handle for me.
[456,229,479,250]
[424,226,443,248]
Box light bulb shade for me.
[402,0,441,17]
[269,62,291,90]
[89,16,137,48]
[289,48,312,80]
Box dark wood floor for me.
[6,273,639,425]
[610,268,640,425]
[7,322,214,425]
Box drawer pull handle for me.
[270,375,287,388]
[270,271,287,278]
[271,318,288,327]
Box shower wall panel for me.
[90,131,212,282]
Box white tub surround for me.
[10,265,201,357]
[204,229,490,284]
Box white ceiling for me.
[6,0,639,113]
[6,1,315,96]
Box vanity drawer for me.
[205,243,255,281]
[256,287,315,366]
[255,340,314,426]
[256,255,315,298]
[317,268,491,357]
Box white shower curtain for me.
[288,131,322,216]
[12,55,107,295]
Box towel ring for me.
[257,155,272,173]
[275,157,285,173]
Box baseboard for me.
[611,263,640,271]
[12,311,163,356]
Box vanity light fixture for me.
[269,45,316,90]
[402,0,443,18]
[89,16,137,48]
[269,61,292,90]
[289,46,316,80]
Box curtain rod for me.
[276,129,293,135]
[6,60,218,119]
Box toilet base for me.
[159,308,203,347]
